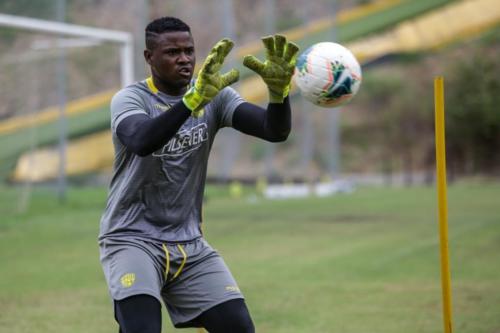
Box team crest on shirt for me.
[153,123,208,157]
[120,273,136,288]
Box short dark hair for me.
[145,16,191,50]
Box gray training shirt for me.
[99,78,244,242]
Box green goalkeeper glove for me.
[183,38,240,115]
[243,34,300,103]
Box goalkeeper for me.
[99,16,298,333]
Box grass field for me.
[1,181,499,333]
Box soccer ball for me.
[294,42,362,108]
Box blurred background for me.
[0,1,499,332]
[1,0,498,196]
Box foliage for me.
[346,33,500,179]
[446,47,500,176]
[336,0,453,43]
[350,65,434,183]
[0,0,57,21]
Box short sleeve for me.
[110,88,148,133]
[214,86,245,128]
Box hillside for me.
[1,0,499,183]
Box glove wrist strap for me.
[268,84,290,104]
[182,87,205,112]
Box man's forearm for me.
[116,101,191,156]
[232,97,291,142]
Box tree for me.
[446,47,500,176]
[355,66,434,185]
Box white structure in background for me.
[264,180,354,200]
[0,13,134,88]
[313,180,354,197]
[0,12,134,206]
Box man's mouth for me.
[178,67,192,77]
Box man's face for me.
[144,31,195,95]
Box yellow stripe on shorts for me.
[172,244,187,280]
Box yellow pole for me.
[434,76,453,333]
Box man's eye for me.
[165,49,178,56]
[185,49,194,55]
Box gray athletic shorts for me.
[99,236,243,327]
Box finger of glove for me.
[210,38,232,56]
[283,41,300,63]
[243,55,265,75]
[216,38,234,63]
[204,39,232,73]
[274,35,286,58]
[220,69,240,88]
[261,35,275,58]
[200,53,218,74]
[210,38,234,69]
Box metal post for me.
[327,108,340,177]
[300,2,315,180]
[120,37,135,87]
[134,0,148,81]
[327,0,340,179]
[263,0,276,180]
[218,0,240,181]
[299,98,314,176]
[18,56,40,212]
[56,0,67,202]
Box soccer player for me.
[99,16,298,333]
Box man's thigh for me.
[100,237,164,302]
[161,239,244,327]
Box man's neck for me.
[151,75,188,96]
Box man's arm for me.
[232,97,291,142]
[116,101,191,156]
[233,34,298,143]
[117,38,239,156]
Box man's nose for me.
[178,52,191,63]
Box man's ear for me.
[144,49,152,66]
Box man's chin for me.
[180,76,193,86]
[154,74,192,95]
[173,75,192,90]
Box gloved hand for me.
[183,38,240,115]
[243,34,300,103]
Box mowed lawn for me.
[0,182,499,333]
